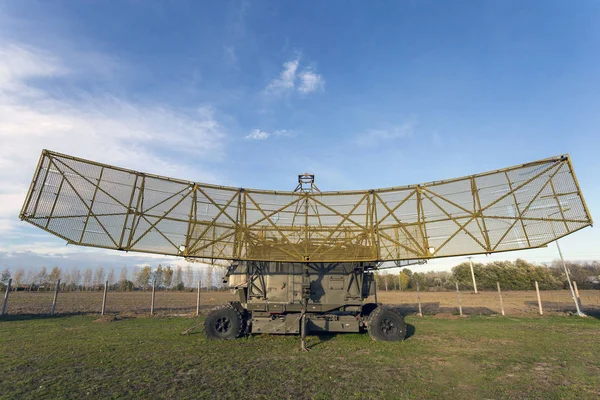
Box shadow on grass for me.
[181,323,413,347]
[405,323,416,340]
[390,303,498,316]
[307,333,336,349]
[0,311,145,322]
[0,311,98,322]
[306,323,416,348]
[586,310,600,320]
[524,301,600,319]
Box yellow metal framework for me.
[20,150,592,263]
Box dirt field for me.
[374,289,600,316]
[3,289,599,317]
[3,290,236,316]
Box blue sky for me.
[0,0,599,273]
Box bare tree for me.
[131,266,140,287]
[118,265,132,291]
[37,267,48,288]
[13,268,24,288]
[174,266,183,290]
[205,265,214,291]
[48,267,61,286]
[60,270,70,291]
[154,265,164,288]
[196,269,205,290]
[185,265,194,289]
[83,268,93,290]
[107,268,116,285]
[1,268,11,285]
[93,266,105,289]
[163,266,174,289]
[71,268,82,290]
[25,270,36,289]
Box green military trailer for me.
[204,261,406,343]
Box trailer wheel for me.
[204,304,244,340]
[367,306,406,342]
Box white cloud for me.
[0,41,228,237]
[265,59,299,94]
[353,122,416,147]
[245,129,270,140]
[298,69,324,94]
[264,57,324,95]
[0,43,67,94]
[244,128,293,140]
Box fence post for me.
[150,279,156,316]
[416,281,423,317]
[2,278,11,317]
[51,279,61,316]
[555,239,585,316]
[455,281,463,316]
[468,257,478,294]
[535,281,543,316]
[196,280,201,316]
[101,280,108,315]
[496,281,505,316]
[573,281,584,313]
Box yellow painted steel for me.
[20,150,593,263]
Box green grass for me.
[1,315,599,399]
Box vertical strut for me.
[79,167,104,242]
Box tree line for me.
[375,259,600,291]
[2,259,599,292]
[0,264,226,292]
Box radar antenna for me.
[20,151,592,264]
[18,150,593,346]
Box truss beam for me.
[20,150,593,263]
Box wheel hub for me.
[380,317,398,336]
[215,316,232,334]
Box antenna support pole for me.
[300,264,311,351]
[468,257,478,294]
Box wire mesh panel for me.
[20,150,592,263]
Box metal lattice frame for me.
[20,150,592,263]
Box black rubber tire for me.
[367,306,406,342]
[204,304,244,340]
